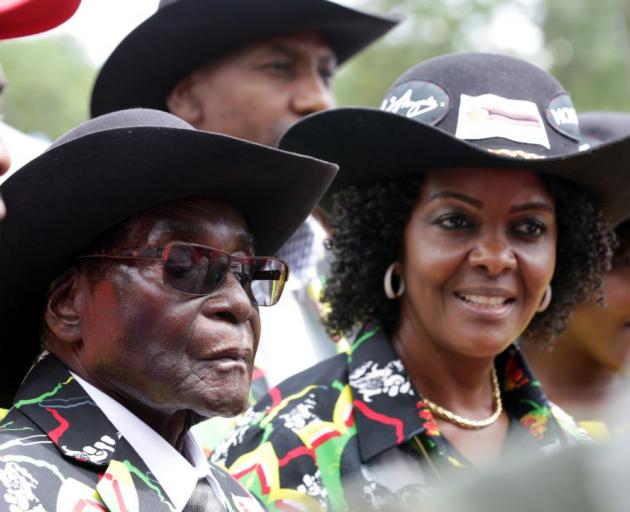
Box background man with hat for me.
[90,0,399,394]
[0,108,336,510]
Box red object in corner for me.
[0,0,81,39]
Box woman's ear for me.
[166,74,203,125]
[45,269,83,344]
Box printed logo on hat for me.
[455,93,550,150]
[380,80,450,126]
[545,93,581,143]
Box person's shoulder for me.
[213,351,354,468]
[0,406,39,437]
[0,407,69,510]
[270,351,349,397]
[215,352,351,460]
[212,353,352,512]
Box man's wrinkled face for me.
[167,32,336,146]
[70,198,261,420]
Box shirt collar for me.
[72,372,203,511]
[347,324,562,463]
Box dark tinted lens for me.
[163,244,230,295]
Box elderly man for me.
[90,0,399,391]
[0,109,336,510]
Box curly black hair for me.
[323,174,615,345]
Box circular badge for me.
[380,80,451,126]
[545,93,581,142]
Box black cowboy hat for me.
[279,52,630,226]
[90,0,399,117]
[578,110,630,146]
[0,108,337,403]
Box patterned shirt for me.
[214,324,588,511]
[0,353,261,512]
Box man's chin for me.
[198,393,251,419]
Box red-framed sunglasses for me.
[78,241,289,307]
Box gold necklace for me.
[421,367,502,430]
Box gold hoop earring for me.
[537,285,552,313]
[384,262,405,300]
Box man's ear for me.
[45,269,83,344]
[166,74,202,125]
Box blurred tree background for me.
[0,0,629,141]
[334,0,630,110]
[0,35,93,140]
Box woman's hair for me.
[323,173,615,344]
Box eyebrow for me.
[429,191,483,208]
[161,223,256,252]
[257,44,336,65]
[429,191,554,214]
[509,202,555,214]
[235,232,257,254]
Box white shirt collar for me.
[71,372,211,511]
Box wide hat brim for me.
[0,116,336,403]
[0,0,81,39]
[90,0,399,117]
[279,107,630,226]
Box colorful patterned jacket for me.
[0,352,257,511]
[214,324,589,511]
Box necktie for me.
[183,478,225,512]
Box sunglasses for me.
[78,241,289,307]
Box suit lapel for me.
[15,353,175,511]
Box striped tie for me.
[183,478,225,512]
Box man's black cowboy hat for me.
[90,0,399,117]
[279,52,630,226]
[0,108,337,403]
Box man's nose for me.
[468,233,517,276]
[290,72,335,116]
[201,271,256,324]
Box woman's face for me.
[398,167,557,358]
[565,224,630,371]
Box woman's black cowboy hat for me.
[279,52,630,226]
[0,108,337,403]
[578,110,630,147]
[90,0,400,117]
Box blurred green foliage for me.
[542,0,630,111]
[333,0,630,112]
[0,0,629,141]
[0,35,94,140]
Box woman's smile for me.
[453,288,517,319]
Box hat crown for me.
[51,108,193,150]
[379,52,584,158]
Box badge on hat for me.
[380,80,450,126]
[545,93,581,143]
[455,93,550,149]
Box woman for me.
[524,111,630,439]
[212,53,629,511]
